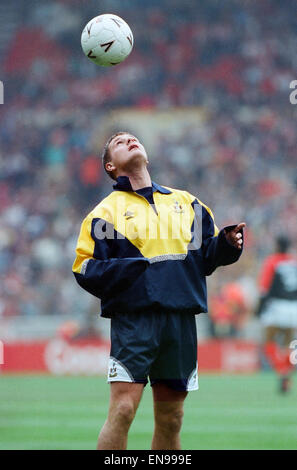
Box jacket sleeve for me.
[72,214,149,299]
[201,204,244,276]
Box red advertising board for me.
[0,338,260,375]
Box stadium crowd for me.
[0,0,296,334]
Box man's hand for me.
[224,223,246,249]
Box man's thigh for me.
[152,383,188,402]
[265,326,294,346]
[265,326,280,342]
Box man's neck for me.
[120,168,151,191]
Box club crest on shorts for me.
[107,357,134,383]
[109,361,117,378]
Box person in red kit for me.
[256,236,297,393]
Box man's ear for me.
[106,161,116,172]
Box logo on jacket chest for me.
[173,201,184,213]
[123,210,135,220]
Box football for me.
[81,13,134,67]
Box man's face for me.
[106,134,148,177]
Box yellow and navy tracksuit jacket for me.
[72,176,243,317]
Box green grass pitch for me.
[0,372,296,450]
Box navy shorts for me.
[107,311,198,392]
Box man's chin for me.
[127,151,148,166]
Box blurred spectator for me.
[209,282,249,338]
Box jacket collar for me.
[113,176,172,194]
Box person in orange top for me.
[210,282,248,337]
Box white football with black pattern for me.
[81,13,134,66]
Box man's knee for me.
[155,408,184,435]
[112,398,136,427]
